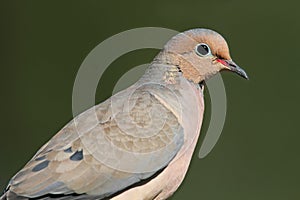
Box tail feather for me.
[0,193,7,200]
[0,191,101,200]
[1,191,28,200]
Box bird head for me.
[157,28,248,83]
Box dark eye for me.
[195,43,211,56]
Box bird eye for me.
[195,43,211,56]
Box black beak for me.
[225,60,249,80]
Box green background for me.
[1,0,299,199]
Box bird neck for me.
[139,62,181,86]
[152,51,205,84]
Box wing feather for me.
[5,83,184,199]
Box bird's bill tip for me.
[232,65,249,80]
[225,60,249,80]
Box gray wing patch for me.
[4,83,184,200]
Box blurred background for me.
[0,0,299,199]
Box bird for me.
[1,28,248,200]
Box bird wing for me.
[6,82,184,199]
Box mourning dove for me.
[1,28,248,200]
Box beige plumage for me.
[1,28,248,200]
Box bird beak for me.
[220,59,249,80]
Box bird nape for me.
[1,28,248,200]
